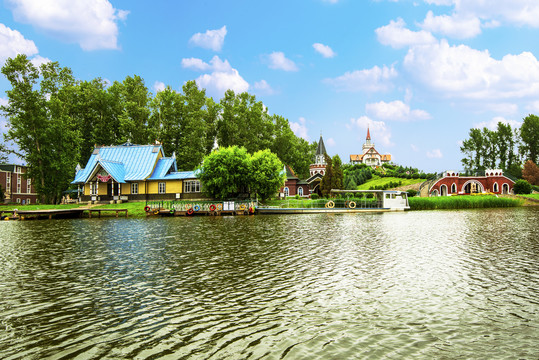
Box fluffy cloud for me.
[324,65,397,92]
[420,11,481,39]
[426,149,443,158]
[326,138,336,147]
[189,26,227,51]
[404,39,539,99]
[455,1,539,28]
[473,116,522,131]
[346,116,393,147]
[182,55,249,96]
[6,0,128,51]
[253,80,275,95]
[0,23,38,63]
[366,100,431,121]
[313,43,336,58]
[153,81,166,93]
[375,18,436,49]
[290,117,309,141]
[267,52,298,71]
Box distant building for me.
[349,128,391,167]
[429,170,515,196]
[280,165,310,198]
[306,134,328,195]
[72,143,202,202]
[0,164,38,204]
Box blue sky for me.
[1,0,539,172]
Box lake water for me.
[0,208,538,359]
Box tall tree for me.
[461,128,485,171]
[495,122,515,170]
[249,149,285,200]
[332,154,344,190]
[520,114,539,164]
[522,160,539,186]
[320,154,334,197]
[1,55,81,203]
[113,75,151,145]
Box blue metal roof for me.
[72,144,164,184]
[99,159,126,183]
[148,157,177,180]
[161,170,197,180]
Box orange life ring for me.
[216,203,223,211]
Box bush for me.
[513,179,532,194]
[407,189,418,197]
[310,193,319,200]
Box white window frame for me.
[158,182,166,194]
[27,178,31,194]
[284,187,289,197]
[184,180,201,193]
[90,183,98,195]
[131,182,139,195]
[17,176,21,193]
[6,174,10,192]
[27,198,31,205]
[298,187,303,196]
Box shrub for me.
[310,193,319,200]
[513,179,532,194]
[407,189,418,197]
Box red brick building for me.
[280,165,310,198]
[0,164,39,204]
[429,170,515,196]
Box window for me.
[6,174,10,192]
[17,176,21,193]
[284,187,289,197]
[27,198,31,205]
[27,179,31,194]
[16,198,21,203]
[184,180,201,193]
[298,187,303,196]
[493,183,499,192]
[158,182,166,194]
[451,183,457,193]
[90,183,98,195]
[131,183,138,195]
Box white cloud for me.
[375,18,436,49]
[404,39,539,99]
[366,100,431,121]
[455,1,539,28]
[182,56,248,97]
[426,149,443,158]
[411,144,419,152]
[290,117,309,141]
[30,55,51,67]
[346,116,393,147]
[153,81,165,93]
[254,80,275,95]
[7,0,128,51]
[181,57,212,71]
[474,116,522,130]
[267,52,298,72]
[526,101,539,113]
[0,23,38,64]
[189,26,227,51]
[313,43,336,58]
[326,138,336,147]
[420,11,481,39]
[324,65,397,92]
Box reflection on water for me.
[0,208,538,359]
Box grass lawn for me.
[0,202,149,218]
[519,194,539,200]
[357,175,425,190]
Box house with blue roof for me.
[72,143,202,202]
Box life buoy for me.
[239,204,246,210]
[349,201,356,209]
[194,205,200,212]
[326,200,335,208]
[216,203,223,211]
[209,204,216,211]
[187,208,194,215]
[184,203,192,210]
[344,200,350,208]
[144,205,151,212]
[153,209,160,215]
[170,208,175,214]
[249,207,255,214]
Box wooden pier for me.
[1,208,128,220]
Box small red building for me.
[0,164,39,204]
[280,165,310,198]
[429,170,515,196]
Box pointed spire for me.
[366,127,371,141]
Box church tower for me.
[362,127,374,154]
[310,134,327,177]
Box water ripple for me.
[0,208,538,359]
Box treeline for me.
[1,55,315,203]
[460,116,539,177]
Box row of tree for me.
[1,55,315,203]
[460,116,539,175]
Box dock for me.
[1,208,128,220]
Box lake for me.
[0,208,538,359]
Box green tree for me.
[320,154,333,197]
[0,144,8,163]
[249,149,285,200]
[522,160,539,186]
[461,128,485,171]
[332,154,344,190]
[520,114,539,164]
[148,86,182,157]
[1,55,81,203]
[496,122,516,170]
[198,146,252,200]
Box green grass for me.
[409,195,523,210]
[357,175,424,190]
[518,194,539,200]
[0,202,149,217]
[0,203,85,211]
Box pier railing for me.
[259,198,383,209]
[145,199,258,212]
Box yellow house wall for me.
[147,180,182,194]
[121,182,147,195]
